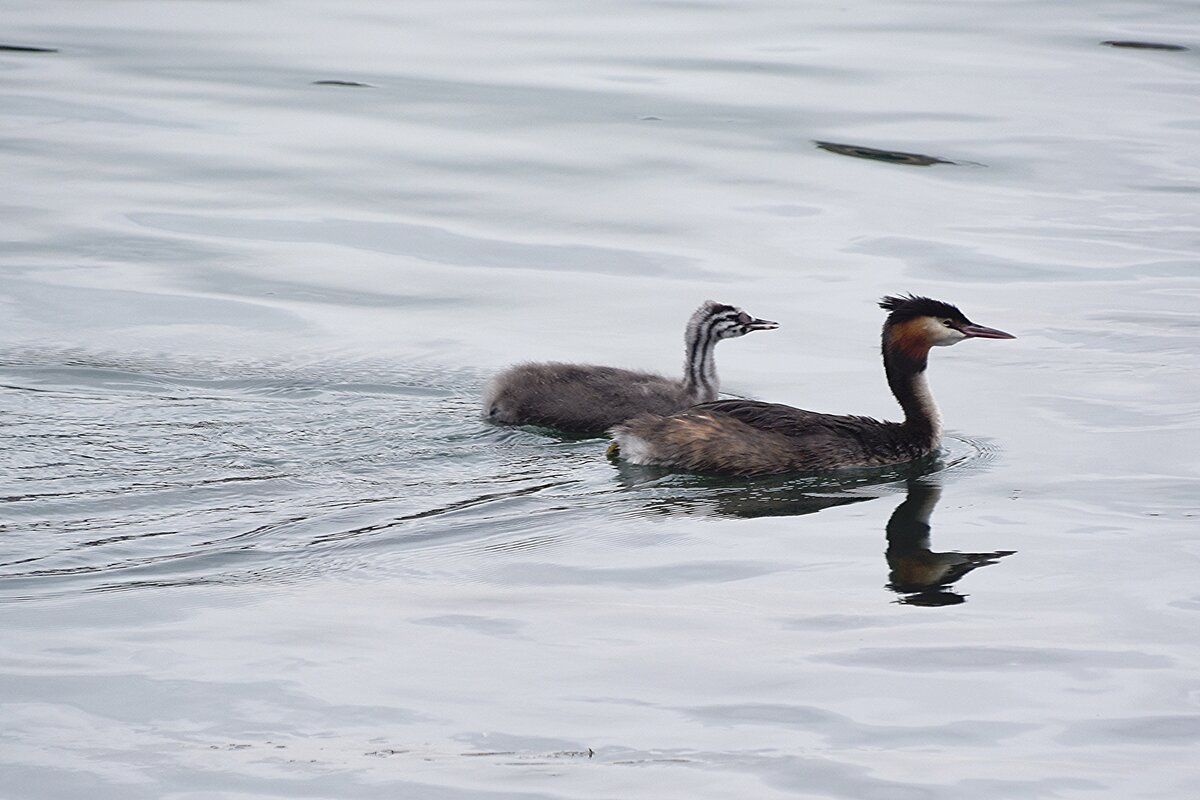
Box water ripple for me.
[1,353,553,600]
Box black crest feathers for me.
[879,294,966,324]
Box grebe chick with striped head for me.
[483,301,778,436]
[609,295,1014,475]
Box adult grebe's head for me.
[879,295,1014,358]
[690,301,779,341]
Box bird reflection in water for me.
[620,464,1014,604]
[885,480,1014,606]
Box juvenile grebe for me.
[609,295,1014,475]
[483,301,778,436]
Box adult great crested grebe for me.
[483,301,778,436]
[609,295,1014,475]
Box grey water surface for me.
[3,1,1199,798]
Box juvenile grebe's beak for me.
[746,318,780,331]
[958,323,1015,340]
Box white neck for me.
[908,370,943,446]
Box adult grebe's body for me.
[609,295,1013,475]
[483,301,777,436]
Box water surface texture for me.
[3,1,1199,798]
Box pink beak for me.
[959,323,1015,340]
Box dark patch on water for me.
[1101,40,1188,51]
[312,79,377,87]
[814,140,958,166]
[0,44,58,53]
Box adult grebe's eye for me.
[942,318,955,328]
